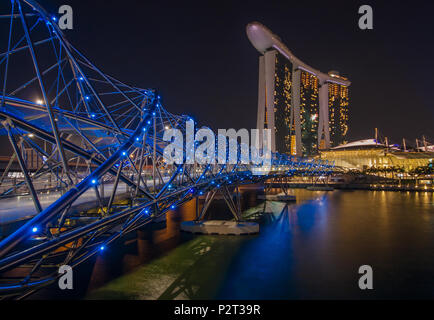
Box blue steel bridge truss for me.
[0,0,333,298]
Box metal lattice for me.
[0,0,334,298]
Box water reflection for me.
[36,189,434,299]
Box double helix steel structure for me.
[0,0,333,298]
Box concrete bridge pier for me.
[259,177,297,201]
[181,185,259,235]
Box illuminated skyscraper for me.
[247,22,351,157]
[300,71,319,156]
[257,50,293,154]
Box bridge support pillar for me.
[260,177,296,202]
[180,185,259,235]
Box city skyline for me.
[23,0,434,146]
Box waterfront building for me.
[300,71,320,155]
[319,139,434,171]
[328,71,350,147]
[247,22,351,157]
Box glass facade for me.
[273,52,293,155]
[300,71,319,156]
[258,51,349,156]
[328,83,349,147]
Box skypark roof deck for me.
[246,21,351,86]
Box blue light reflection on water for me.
[216,191,434,299]
[217,194,331,299]
[78,190,434,300]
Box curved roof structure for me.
[246,22,351,86]
[331,139,385,150]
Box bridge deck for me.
[0,176,172,226]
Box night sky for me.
[25,0,434,145]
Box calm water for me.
[37,189,434,299]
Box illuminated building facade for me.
[300,71,319,155]
[256,50,294,154]
[328,71,349,147]
[320,139,434,172]
[247,22,351,157]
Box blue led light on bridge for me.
[100,246,105,251]
[171,205,176,209]
[91,179,97,184]
[122,151,127,156]
[32,227,38,233]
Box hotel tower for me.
[246,22,351,157]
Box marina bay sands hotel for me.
[247,22,351,157]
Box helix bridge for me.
[0,0,334,298]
